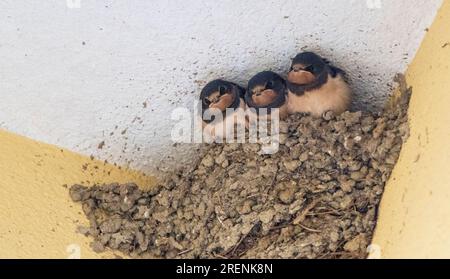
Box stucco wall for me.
[372,0,450,258]
[0,0,442,175]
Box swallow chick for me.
[200,79,246,140]
[286,52,351,117]
[245,71,289,121]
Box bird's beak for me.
[251,89,278,107]
[287,70,316,85]
[209,94,234,111]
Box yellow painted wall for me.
[0,130,156,259]
[1,2,449,259]
[371,0,450,259]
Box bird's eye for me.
[203,98,211,105]
[305,65,315,73]
[266,80,274,90]
[218,85,227,96]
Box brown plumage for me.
[199,79,246,140]
[286,52,351,117]
[245,71,289,121]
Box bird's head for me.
[287,52,327,86]
[200,80,242,113]
[245,71,287,111]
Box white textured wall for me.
[0,0,442,175]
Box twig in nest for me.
[270,166,280,188]
[293,199,321,225]
[307,210,341,217]
[230,235,247,256]
[269,199,322,231]
[262,166,279,203]
[213,253,229,260]
[297,223,322,233]
[177,248,193,256]
[269,223,291,231]
[246,193,269,199]
[216,214,226,228]
[317,252,330,259]
[239,250,250,258]
[227,224,254,257]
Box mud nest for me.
[70,90,410,259]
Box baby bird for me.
[245,71,289,120]
[286,52,351,117]
[200,79,246,140]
